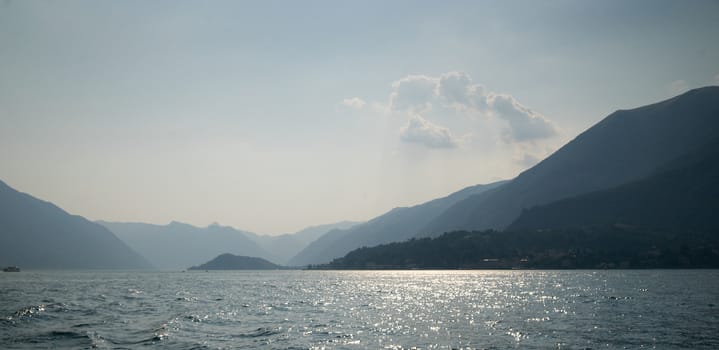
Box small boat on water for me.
[3,266,20,272]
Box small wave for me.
[104,320,175,346]
[49,330,91,339]
[71,323,93,328]
[185,314,209,322]
[123,288,144,299]
[12,330,98,348]
[109,334,167,346]
[235,327,284,338]
[5,303,58,320]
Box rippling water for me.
[1,270,718,349]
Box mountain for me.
[288,181,507,266]
[188,253,282,270]
[508,139,719,232]
[0,179,151,269]
[245,221,359,265]
[424,86,719,234]
[99,221,273,270]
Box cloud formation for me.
[389,71,557,144]
[389,75,438,113]
[341,97,367,110]
[437,71,487,110]
[399,115,458,149]
[487,94,557,141]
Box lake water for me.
[1,270,717,349]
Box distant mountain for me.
[246,221,359,265]
[508,139,719,232]
[188,253,282,270]
[99,221,273,270]
[424,86,719,234]
[0,179,151,269]
[286,228,351,266]
[288,181,507,266]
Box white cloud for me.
[353,71,558,149]
[437,71,487,111]
[487,93,557,142]
[341,97,367,110]
[399,115,458,149]
[714,74,719,85]
[389,75,438,113]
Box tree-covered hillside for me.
[317,228,719,269]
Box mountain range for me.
[97,221,272,270]
[3,86,717,269]
[98,220,357,269]
[0,180,150,269]
[288,181,507,266]
[0,177,354,270]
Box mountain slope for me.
[288,181,507,266]
[508,140,719,232]
[0,180,151,269]
[425,86,719,234]
[99,221,274,270]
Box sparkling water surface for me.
[1,270,717,349]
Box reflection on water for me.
[1,270,718,349]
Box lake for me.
[1,270,718,349]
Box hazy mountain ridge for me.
[100,220,358,269]
[0,180,151,269]
[246,221,360,265]
[289,181,508,266]
[423,86,719,234]
[98,221,274,270]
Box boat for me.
[3,266,20,272]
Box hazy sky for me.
[1,0,718,234]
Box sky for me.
[1,0,718,234]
